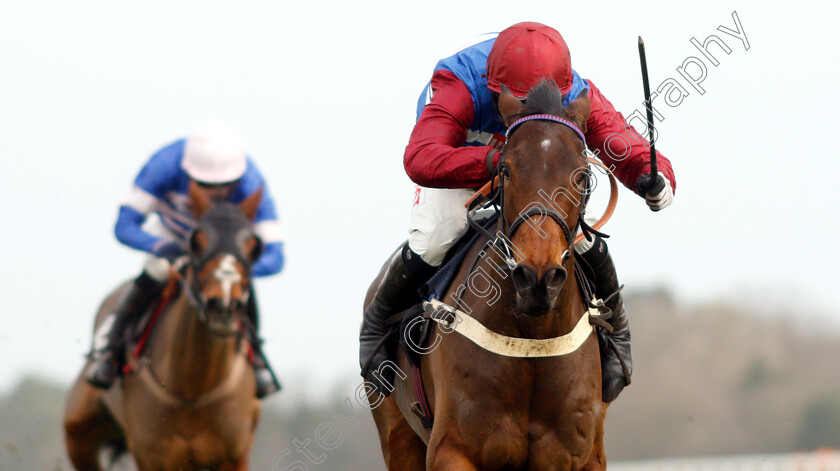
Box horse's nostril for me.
[542,266,568,290]
[207,298,222,311]
[231,299,246,312]
[512,265,538,293]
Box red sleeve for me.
[403,70,496,188]
[585,80,676,195]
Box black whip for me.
[637,36,657,182]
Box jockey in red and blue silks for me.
[86,120,284,398]
[360,22,676,403]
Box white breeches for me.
[141,216,180,282]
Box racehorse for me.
[64,182,264,471]
[368,79,612,470]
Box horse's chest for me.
[467,389,599,469]
[125,395,257,469]
[439,339,602,469]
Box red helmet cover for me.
[487,22,573,98]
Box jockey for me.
[360,22,676,403]
[85,120,285,398]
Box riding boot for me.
[245,295,281,399]
[360,243,435,397]
[84,272,164,389]
[578,236,632,403]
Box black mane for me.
[524,78,566,117]
[199,202,250,230]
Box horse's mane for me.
[524,78,566,117]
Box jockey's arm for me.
[114,142,184,254]
[236,161,286,278]
[585,80,677,197]
[114,205,164,253]
[404,70,497,189]
[251,241,284,277]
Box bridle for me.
[466,113,606,269]
[182,205,261,337]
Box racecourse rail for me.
[611,451,840,471]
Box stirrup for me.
[587,298,614,333]
[255,366,281,398]
[84,350,120,389]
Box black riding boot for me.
[360,244,435,397]
[84,272,164,389]
[245,295,281,399]
[579,236,632,403]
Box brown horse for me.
[368,80,610,470]
[64,182,264,471]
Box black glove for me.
[635,172,666,196]
[154,241,187,264]
[635,172,674,212]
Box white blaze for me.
[213,254,242,308]
[541,138,552,151]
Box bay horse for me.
[64,182,264,471]
[368,79,611,470]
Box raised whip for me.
[637,36,658,182]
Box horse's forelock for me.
[199,203,251,232]
[192,203,254,267]
[524,78,565,117]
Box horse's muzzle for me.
[512,264,567,317]
[204,297,246,336]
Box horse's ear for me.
[188,180,213,219]
[244,235,263,263]
[239,187,263,221]
[565,89,591,133]
[498,84,526,127]
[189,229,209,257]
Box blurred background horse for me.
[64,183,264,471]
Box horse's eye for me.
[500,165,511,180]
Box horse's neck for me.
[149,292,240,401]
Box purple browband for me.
[505,114,586,147]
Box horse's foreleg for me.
[427,442,479,471]
[581,402,609,471]
[64,376,121,471]
[370,394,426,471]
[215,456,249,471]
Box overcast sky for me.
[1,0,838,401]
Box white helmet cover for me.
[181,120,247,184]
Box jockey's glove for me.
[154,241,187,264]
[636,172,674,212]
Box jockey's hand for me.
[154,241,187,264]
[636,172,674,212]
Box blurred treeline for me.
[2,288,840,470]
